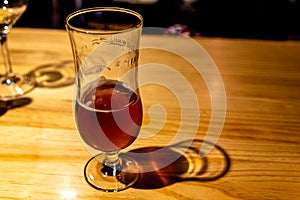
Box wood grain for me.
[0,28,299,199]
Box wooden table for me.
[0,28,299,199]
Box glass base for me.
[0,73,35,99]
[84,153,140,192]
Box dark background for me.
[16,0,300,40]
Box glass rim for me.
[65,7,143,34]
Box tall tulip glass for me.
[65,7,143,192]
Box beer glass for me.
[65,7,143,192]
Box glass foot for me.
[84,153,140,192]
[0,73,35,99]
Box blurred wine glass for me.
[0,0,35,99]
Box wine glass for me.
[0,0,35,99]
[65,7,143,192]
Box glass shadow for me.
[28,60,74,88]
[125,139,230,189]
[0,97,32,116]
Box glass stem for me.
[101,151,122,176]
[0,34,13,76]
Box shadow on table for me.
[28,60,74,88]
[127,139,230,189]
[0,97,32,116]
[0,60,74,116]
